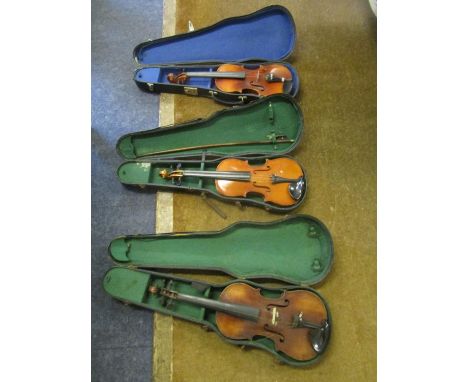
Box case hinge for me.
[208,90,218,98]
[184,87,198,96]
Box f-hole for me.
[249,81,265,91]
[268,299,289,308]
[264,324,285,342]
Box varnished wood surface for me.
[215,158,304,206]
[215,64,292,96]
[216,283,328,361]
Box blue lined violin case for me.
[133,5,299,105]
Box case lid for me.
[117,94,303,160]
[134,5,296,65]
[108,215,333,286]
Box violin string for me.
[255,312,325,329]
[179,175,295,182]
[168,173,300,182]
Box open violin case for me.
[103,215,333,366]
[133,5,299,105]
[116,94,306,213]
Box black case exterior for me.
[132,6,298,105]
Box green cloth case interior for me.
[117,94,302,159]
[116,94,306,212]
[109,215,333,286]
[103,267,331,367]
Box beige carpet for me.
[157,0,376,380]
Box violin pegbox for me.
[162,280,176,309]
[173,163,183,185]
[159,163,183,186]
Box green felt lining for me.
[116,94,303,160]
[118,160,220,190]
[103,267,330,367]
[109,215,333,286]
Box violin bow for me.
[138,134,295,157]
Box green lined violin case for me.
[133,5,299,105]
[116,94,306,213]
[103,215,333,367]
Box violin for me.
[167,63,293,96]
[148,282,330,361]
[159,157,305,206]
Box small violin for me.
[148,282,330,361]
[159,157,305,206]
[167,63,293,96]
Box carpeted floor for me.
[165,1,376,381]
[91,1,163,381]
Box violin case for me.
[103,215,333,366]
[133,5,299,105]
[116,94,306,213]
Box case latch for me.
[184,87,198,96]
[147,83,155,91]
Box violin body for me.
[215,64,292,96]
[215,157,304,206]
[216,283,329,361]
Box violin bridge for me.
[271,307,279,326]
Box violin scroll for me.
[167,72,189,84]
[159,169,183,179]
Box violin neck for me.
[162,289,260,322]
[182,170,251,181]
[184,71,246,79]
